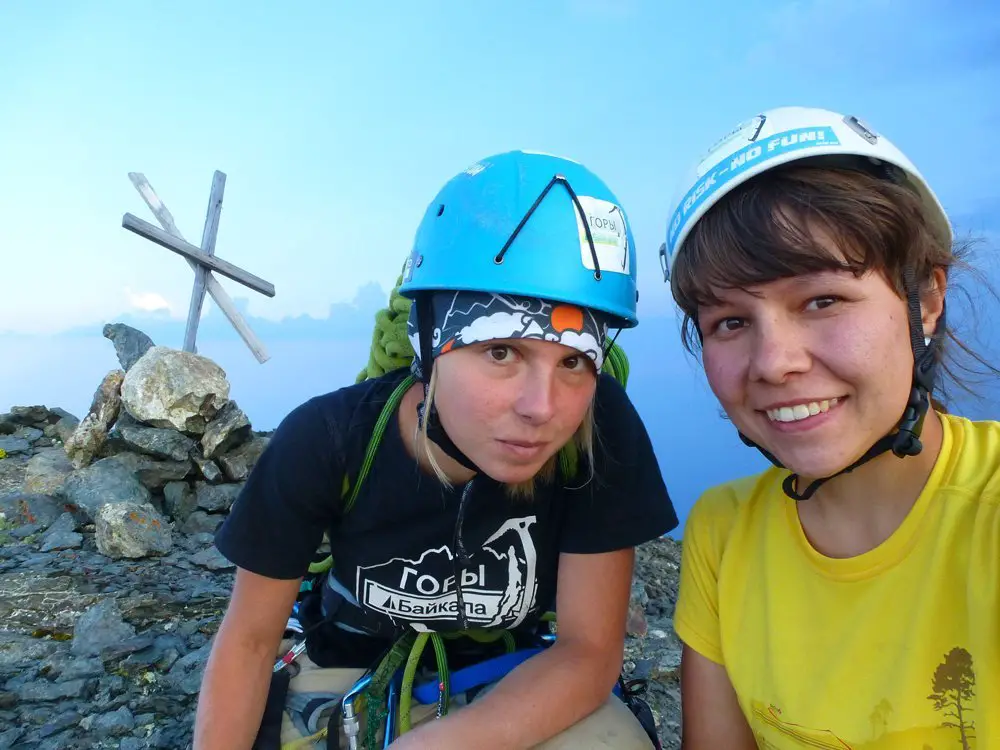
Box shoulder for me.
[683,469,784,557]
[278,368,413,443]
[938,412,1000,500]
[253,369,414,478]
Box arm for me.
[680,645,757,749]
[393,547,634,749]
[192,567,303,750]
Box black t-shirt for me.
[215,367,678,640]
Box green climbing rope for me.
[398,632,451,734]
[363,629,418,749]
[357,268,415,384]
[343,373,415,514]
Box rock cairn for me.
[0,324,271,749]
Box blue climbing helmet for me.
[398,150,639,328]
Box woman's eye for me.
[714,317,746,334]
[562,355,583,370]
[805,296,840,311]
[489,345,510,361]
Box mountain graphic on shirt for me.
[355,516,539,631]
[748,646,978,749]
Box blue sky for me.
[2,0,999,531]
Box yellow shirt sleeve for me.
[673,481,747,666]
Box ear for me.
[920,267,948,339]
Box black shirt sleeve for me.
[558,374,679,554]
[214,395,345,580]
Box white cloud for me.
[124,286,176,315]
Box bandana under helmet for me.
[407,291,611,379]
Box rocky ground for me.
[0,324,684,749]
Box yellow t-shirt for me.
[674,412,1000,750]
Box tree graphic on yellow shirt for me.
[868,699,893,740]
[927,647,976,750]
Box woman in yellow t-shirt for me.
[659,106,1000,749]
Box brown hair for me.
[669,164,999,409]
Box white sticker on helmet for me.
[576,196,630,276]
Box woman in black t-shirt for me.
[195,150,678,749]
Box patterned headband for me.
[407,291,610,378]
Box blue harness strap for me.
[411,647,544,704]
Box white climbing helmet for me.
[659,105,953,281]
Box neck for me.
[398,383,477,485]
[795,410,944,558]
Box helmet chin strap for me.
[741,266,943,502]
[413,294,481,474]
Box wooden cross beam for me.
[121,171,273,363]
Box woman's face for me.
[431,338,597,484]
[697,226,944,481]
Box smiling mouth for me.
[765,397,842,423]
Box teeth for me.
[767,398,839,423]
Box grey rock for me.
[95,500,172,559]
[47,408,80,444]
[218,435,269,481]
[102,322,155,372]
[99,635,155,663]
[118,424,196,462]
[0,452,29,500]
[39,512,83,551]
[104,451,192,490]
[37,708,82,738]
[0,493,65,529]
[181,510,225,534]
[88,705,136,738]
[0,727,25,748]
[201,400,251,459]
[39,652,105,682]
[190,546,234,571]
[44,510,78,535]
[13,426,43,443]
[62,458,151,520]
[63,370,125,469]
[0,634,61,678]
[8,405,50,424]
[0,435,31,455]
[192,454,223,483]
[71,599,136,657]
[194,481,241,513]
[10,523,42,539]
[39,529,83,552]
[121,346,230,434]
[14,677,90,701]
[166,644,210,695]
[163,482,197,523]
[24,447,74,497]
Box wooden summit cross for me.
[121,171,273,363]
